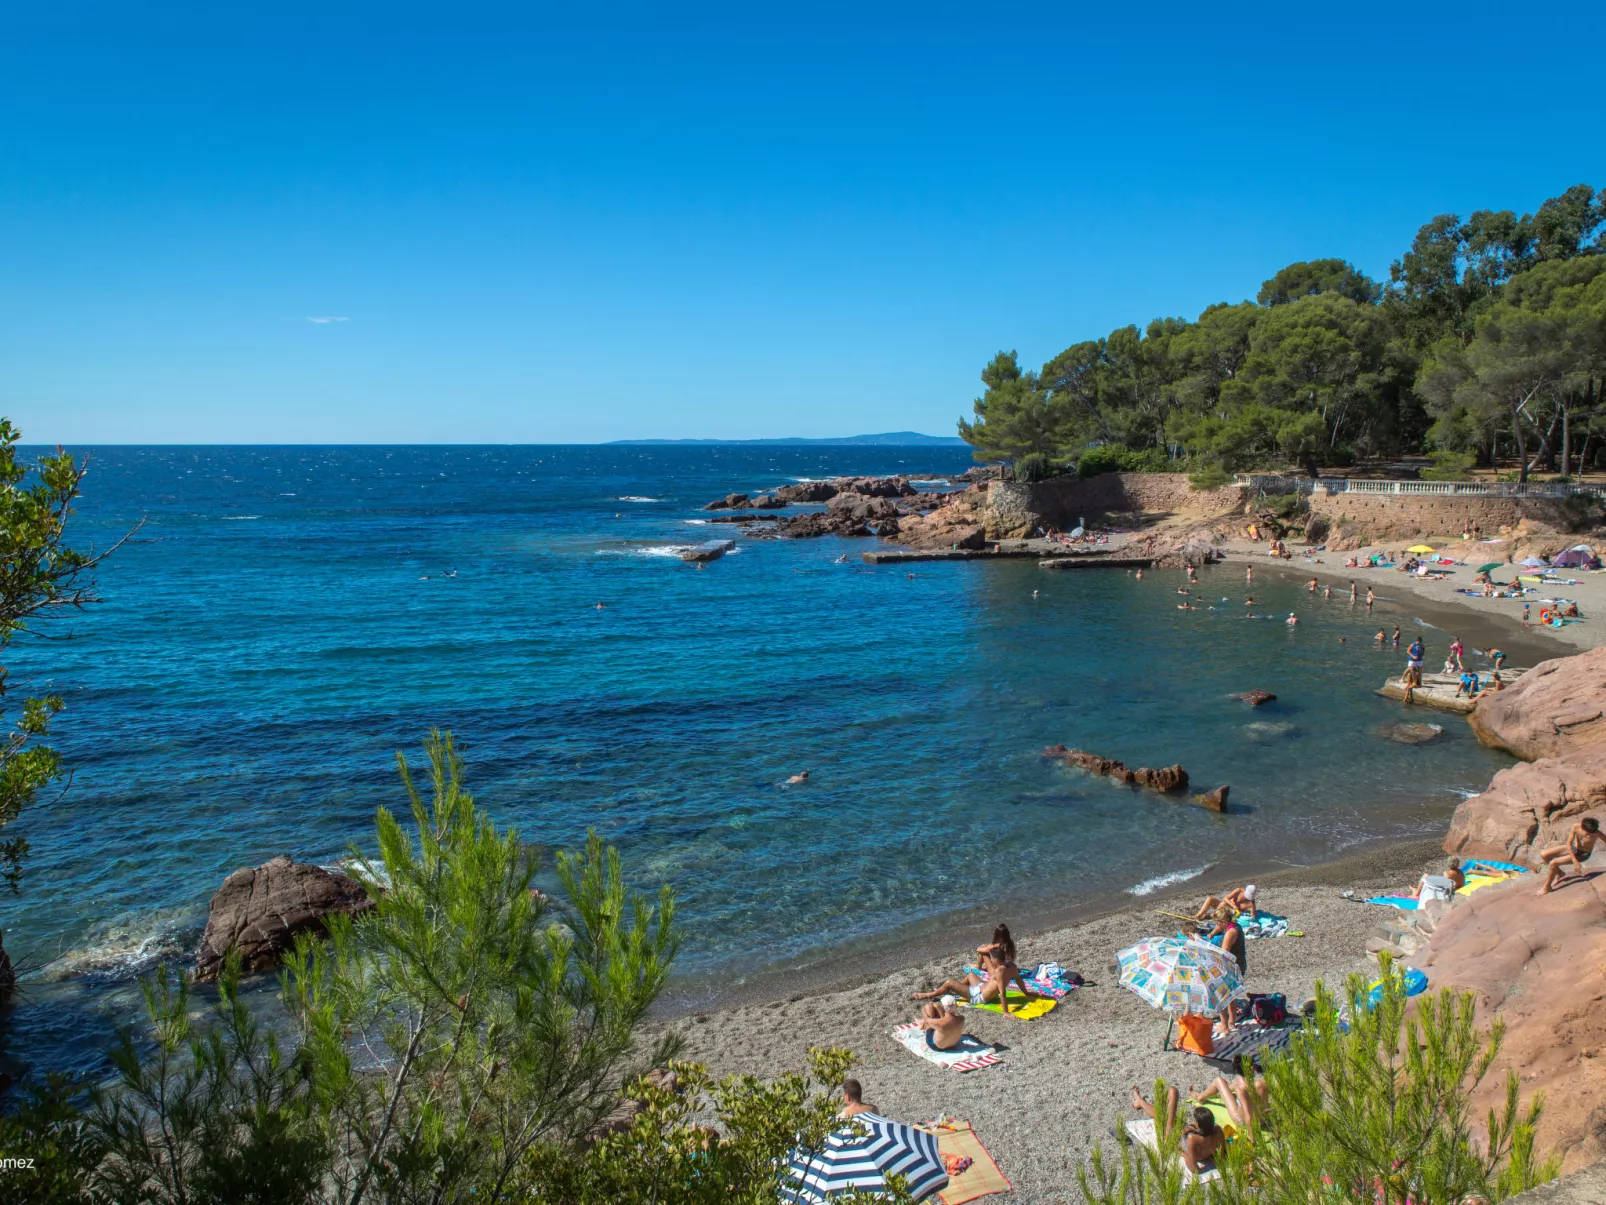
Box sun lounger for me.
[892,1024,1001,1073]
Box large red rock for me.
[196,855,374,980]
[1444,755,1606,865]
[1470,647,1606,761]
[1417,871,1606,1173]
[895,501,986,551]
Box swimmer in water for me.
[836,554,849,563]
[1339,636,1347,644]
[1032,589,1039,598]
[1375,628,1386,642]
[787,771,810,785]
[1244,596,1254,606]
[1323,585,1331,600]
[1135,569,1143,579]
[1286,612,1298,625]
[595,602,606,610]
[1392,625,1401,647]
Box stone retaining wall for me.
[981,473,1245,537]
[1306,487,1595,548]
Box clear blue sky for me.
[6,2,1603,444]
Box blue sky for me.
[5,2,1603,444]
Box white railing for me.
[1233,474,1602,499]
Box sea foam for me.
[1125,864,1212,896]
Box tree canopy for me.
[960,184,1606,480]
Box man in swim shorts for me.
[912,949,1038,1015]
[916,997,964,1050]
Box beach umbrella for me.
[1115,935,1246,1016]
[1475,562,1503,574]
[784,1113,948,1203]
[1407,544,1436,553]
[1521,557,1547,568]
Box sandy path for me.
[648,842,1449,1205]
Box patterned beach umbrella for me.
[1116,935,1247,1016]
[783,1113,949,1202]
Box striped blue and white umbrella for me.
[783,1113,949,1202]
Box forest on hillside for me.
[958,184,1606,485]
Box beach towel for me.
[929,1123,1011,1205]
[1467,858,1529,875]
[1122,1119,1221,1184]
[1239,913,1289,939]
[1024,961,1082,998]
[1364,895,1420,910]
[892,1024,1000,1073]
[963,993,1057,1020]
[1199,1022,1298,1070]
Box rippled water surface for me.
[2,446,1522,1076]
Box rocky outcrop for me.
[703,493,752,511]
[1042,746,1188,793]
[773,481,838,504]
[1417,871,1606,1173]
[1230,690,1277,707]
[894,490,990,551]
[1193,786,1230,812]
[774,511,870,539]
[1379,722,1444,745]
[1444,755,1606,864]
[196,855,374,981]
[1469,647,1606,762]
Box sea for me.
[0,445,1528,1080]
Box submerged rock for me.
[1042,745,1189,795]
[1193,785,1230,812]
[196,855,373,981]
[1229,690,1278,707]
[1380,721,1445,745]
[1243,721,1300,741]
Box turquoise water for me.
[2,446,1519,1077]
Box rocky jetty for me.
[196,855,374,981]
[1043,745,1231,811]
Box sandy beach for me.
[649,840,1455,1204]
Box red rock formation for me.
[1417,872,1606,1173]
[1445,755,1606,865]
[1042,746,1190,795]
[1470,647,1606,762]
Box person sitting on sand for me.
[1488,671,1506,691]
[1539,817,1604,895]
[977,923,1016,966]
[1197,1073,1270,1130]
[1415,857,1465,902]
[916,998,965,1049]
[1193,883,1257,921]
[1130,1087,1226,1174]
[913,948,1037,1015]
[839,1078,875,1118]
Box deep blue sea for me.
[1,445,1527,1079]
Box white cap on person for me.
[1244,884,1257,900]
[939,994,958,1011]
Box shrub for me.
[1014,452,1059,482]
[1421,451,1476,481]
[1076,959,1557,1205]
[1188,464,1234,490]
[1076,446,1176,479]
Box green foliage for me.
[0,420,124,890]
[961,184,1604,479]
[1421,451,1477,481]
[517,1048,908,1205]
[1076,445,1174,478]
[1075,960,1558,1205]
[1259,492,1306,519]
[51,731,678,1205]
[1188,464,1233,489]
[0,1072,102,1204]
[1013,452,1060,482]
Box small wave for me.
[910,479,949,486]
[684,519,709,525]
[1125,864,1212,897]
[1450,788,1481,800]
[222,515,262,520]
[44,908,200,981]
[617,496,661,502]
[596,545,695,558]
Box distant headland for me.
[607,431,967,447]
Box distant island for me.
[608,431,967,447]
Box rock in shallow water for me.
[196,855,373,981]
[1379,721,1445,745]
[1229,690,1277,707]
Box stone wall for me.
[980,473,1246,537]
[1307,487,1596,550]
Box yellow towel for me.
[965,993,1058,1020]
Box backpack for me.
[1250,992,1287,1027]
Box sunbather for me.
[916,998,964,1050]
[1197,1073,1270,1130]
[1539,817,1603,895]
[839,1078,875,1118]
[1130,1086,1226,1173]
[1193,883,1257,921]
[976,922,1016,965]
[912,948,1038,1015]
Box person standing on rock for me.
[1403,637,1425,693]
[1448,636,1465,669]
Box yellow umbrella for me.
[1407,544,1435,554]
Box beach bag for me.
[1249,992,1287,1027]
[1418,875,1455,904]
[1175,1014,1215,1056]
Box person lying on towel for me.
[917,997,965,1050]
[1193,883,1258,922]
[1130,1087,1227,1174]
[912,948,1040,1015]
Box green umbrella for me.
[1476,562,1504,573]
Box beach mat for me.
[892,1024,1001,1073]
[963,993,1057,1020]
[1199,1023,1298,1070]
[1365,895,1420,910]
[1123,1119,1221,1184]
[932,1123,1011,1204]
